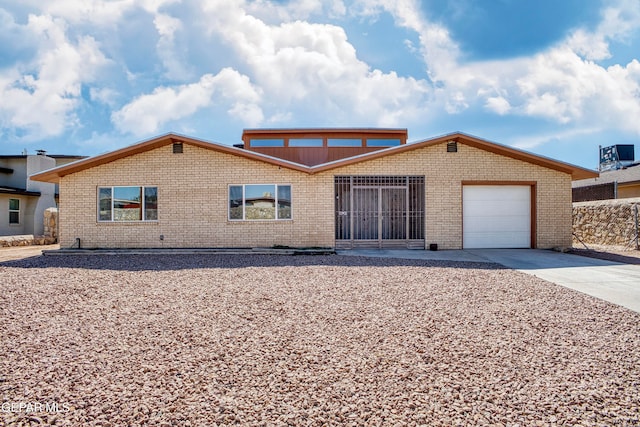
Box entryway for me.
[335,176,425,249]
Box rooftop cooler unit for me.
[599,144,635,171]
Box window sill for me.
[228,219,294,223]
[97,221,159,225]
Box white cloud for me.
[2,0,640,154]
[351,0,461,82]
[360,0,640,142]
[154,13,191,80]
[112,68,263,135]
[0,13,109,139]
[485,96,511,115]
[17,0,181,26]
[243,0,346,22]
[90,87,118,106]
[567,29,612,61]
[566,0,640,61]
[17,0,133,26]
[511,127,603,151]
[199,0,432,127]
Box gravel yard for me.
[1,254,639,426]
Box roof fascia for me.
[30,133,312,183]
[30,131,599,183]
[174,134,312,173]
[242,128,407,136]
[309,132,598,180]
[452,133,598,180]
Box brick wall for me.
[59,141,572,249]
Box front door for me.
[335,176,425,249]
[381,188,407,241]
[350,187,409,248]
[353,188,379,240]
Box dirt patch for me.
[0,244,59,262]
[1,254,639,425]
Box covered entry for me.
[335,176,425,249]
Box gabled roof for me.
[30,131,598,183]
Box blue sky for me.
[1,0,640,169]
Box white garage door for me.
[463,185,531,249]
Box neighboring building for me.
[30,130,597,250]
[1,152,85,236]
[572,144,639,202]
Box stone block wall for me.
[0,208,58,246]
[0,234,56,247]
[44,207,58,240]
[573,198,640,247]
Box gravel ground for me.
[1,254,639,426]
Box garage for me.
[463,185,532,249]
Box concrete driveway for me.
[468,249,640,314]
[339,248,640,313]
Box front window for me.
[9,198,19,224]
[229,184,292,220]
[98,186,158,222]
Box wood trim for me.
[30,133,314,183]
[243,128,407,137]
[243,129,408,151]
[530,184,537,249]
[461,180,537,186]
[248,146,385,166]
[30,131,598,184]
[461,181,537,249]
[311,133,598,180]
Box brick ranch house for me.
[30,129,597,250]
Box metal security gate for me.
[335,176,425,249]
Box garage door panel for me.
[465,201,530,216]
[463,185,531,249]
[464,232,530,249]
[465,216,530,232]
[464,186,529,201]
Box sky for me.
[1,0,640,170]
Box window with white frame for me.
[98,186,158,222]
[229,184,291,220]
[9,198,19,224]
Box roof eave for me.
[29,131,599,183]
[310,132,599,180]
[29,133,313,183]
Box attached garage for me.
[462,184,534,249]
